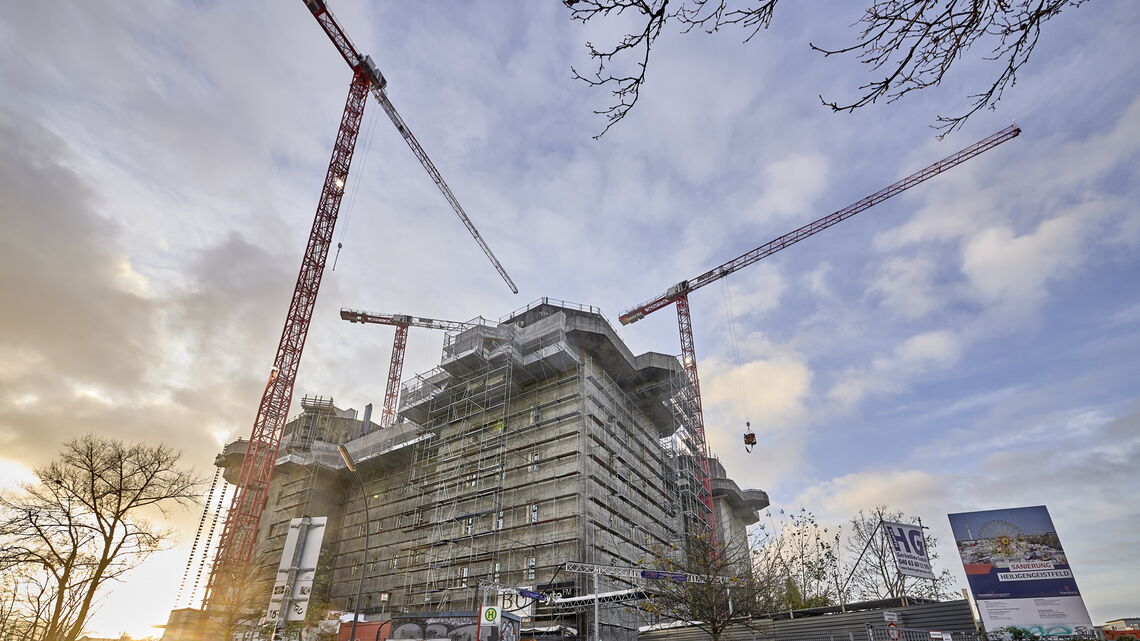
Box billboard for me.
[267,516,328,624]
[882,521,936,580]
[947,506,1093,637]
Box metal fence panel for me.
[868,625,985,641]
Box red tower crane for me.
[340,308,483,428]
[618,125,1022,541]
[205,0,516,603]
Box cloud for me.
[870,256,944,319]
[700,337,813,496]
[0,110,161,393]
[794,469,952,522]
[0,458,35,488]
[804,262,833,299]
[703,352,813,435]
[960,206,1097,313]
[1,0,1138,635]
[0,105,302,470]
[790,403,1140,622]
[749,153,831,223]
[720,264,788,318]
[866,95,1140,338]
[827,330,962,408]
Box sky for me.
[0,1,1137,637]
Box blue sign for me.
[640,570,687,582]
[948,506,1081,600]
[948,505,1094,637]
[518,589,546,600]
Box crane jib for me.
[618,124,1020,325]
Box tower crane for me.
[340,308,483,428]
[618,125,1022,542]
[205,0,516,604]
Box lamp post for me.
[338,404,372,641]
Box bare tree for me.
[842,507,954,601]
[566,0,1092,137]
[206,560,271,641]
[752,508,843,611]
[640,531,778,641]
[0,434,201,641]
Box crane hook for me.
[743,420,756,453]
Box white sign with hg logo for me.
[882,521,936,580]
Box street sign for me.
[887,622,901,641]
[929,631,944,640]
[640,570,688,581]
[480,606,501,627]
[884,611,900,623]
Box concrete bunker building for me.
[214,298,769,639]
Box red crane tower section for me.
[208,72,374,590]
[618,125,1022,543]
[207,0,515,603]
[340,308,481,428]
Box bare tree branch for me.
[567,0,673,138]
[640,530,775,641]
[0,433,203,641]
[568,0,1090,136]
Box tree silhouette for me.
[566,0,1092,137]
[0,434,201,641]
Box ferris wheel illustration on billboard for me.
[978,519,1024,558]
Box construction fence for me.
[639,600,981,641]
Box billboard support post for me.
[917,517,939,599]
[839,514,885,607]
[879,510,908,606]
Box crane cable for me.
[191,481,230,608]
[720,279,755,451]
[174,467,220,608]
[332,102,382,271]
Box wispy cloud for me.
[1,0,1138,634]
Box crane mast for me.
[618,125,1022,544]
[207,71,373,603]
[206,0,515,604]
[340,308,482,428]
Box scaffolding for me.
[319,300,693,639]
[664,370,714,542]
[207,299,766,641]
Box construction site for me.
[151,2,1025,640]
[167,298,768,640]
[6,0,1134,636]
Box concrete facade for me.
[213,299,768,639]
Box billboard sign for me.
[948,506,1093,637]
[882,521,936,580]
[498,586,536,619]
[266,516,328,623]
